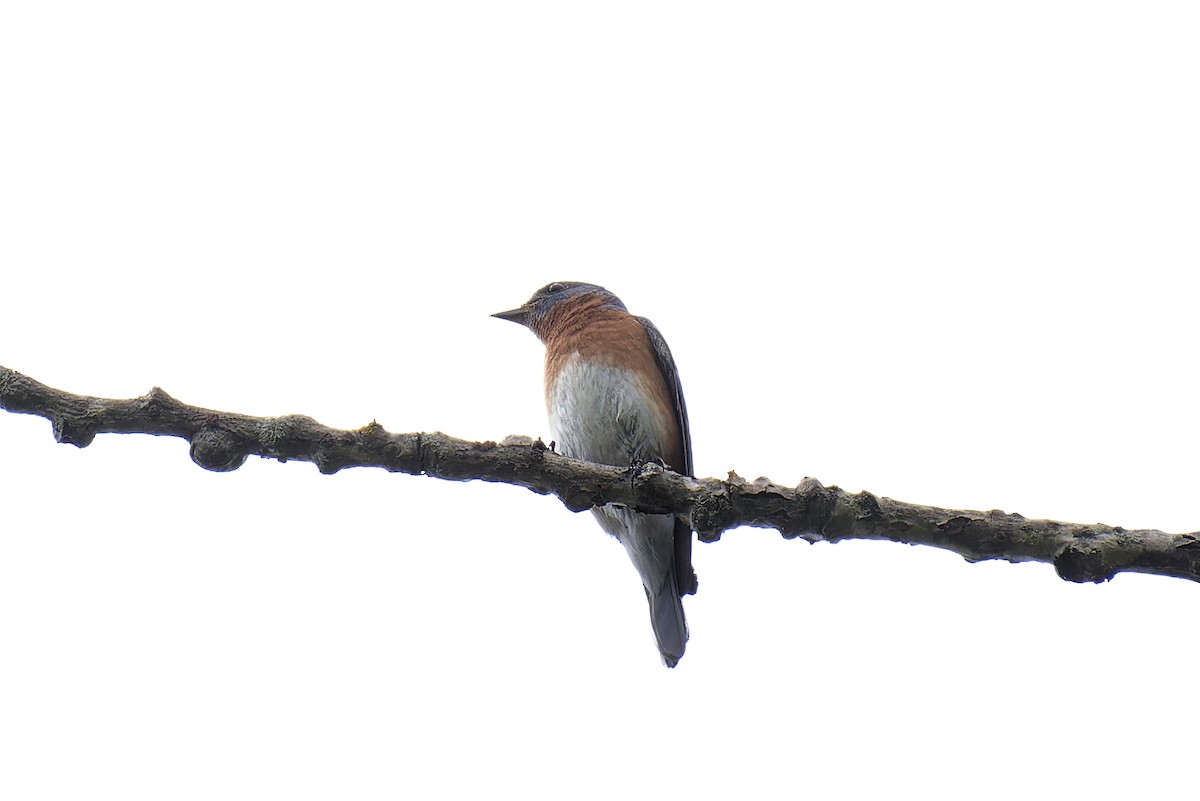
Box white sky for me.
[2,2,1198,798]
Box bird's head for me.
[493,281,626,340]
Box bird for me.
[494,282,697,667]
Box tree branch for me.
[3,365,1198,585]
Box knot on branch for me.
[1054,535,1117,584]
[359,420,386,438]
[138,387,177,416]
[190,427,249,472]
[793,477,836,541]
[692,475,741,542]
[53,417,96,448]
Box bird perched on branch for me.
[494,282,697,667]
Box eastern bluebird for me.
[494,282,697,667]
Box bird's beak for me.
[492,304,531,326]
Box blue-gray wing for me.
[637,315,698,597]
[636,316,692,477]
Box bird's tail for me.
[647,569,689,668]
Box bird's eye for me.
[545,282,566,294]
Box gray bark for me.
[3,365,1197,585]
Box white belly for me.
[547,354,677,585]
[546,354,672,468]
